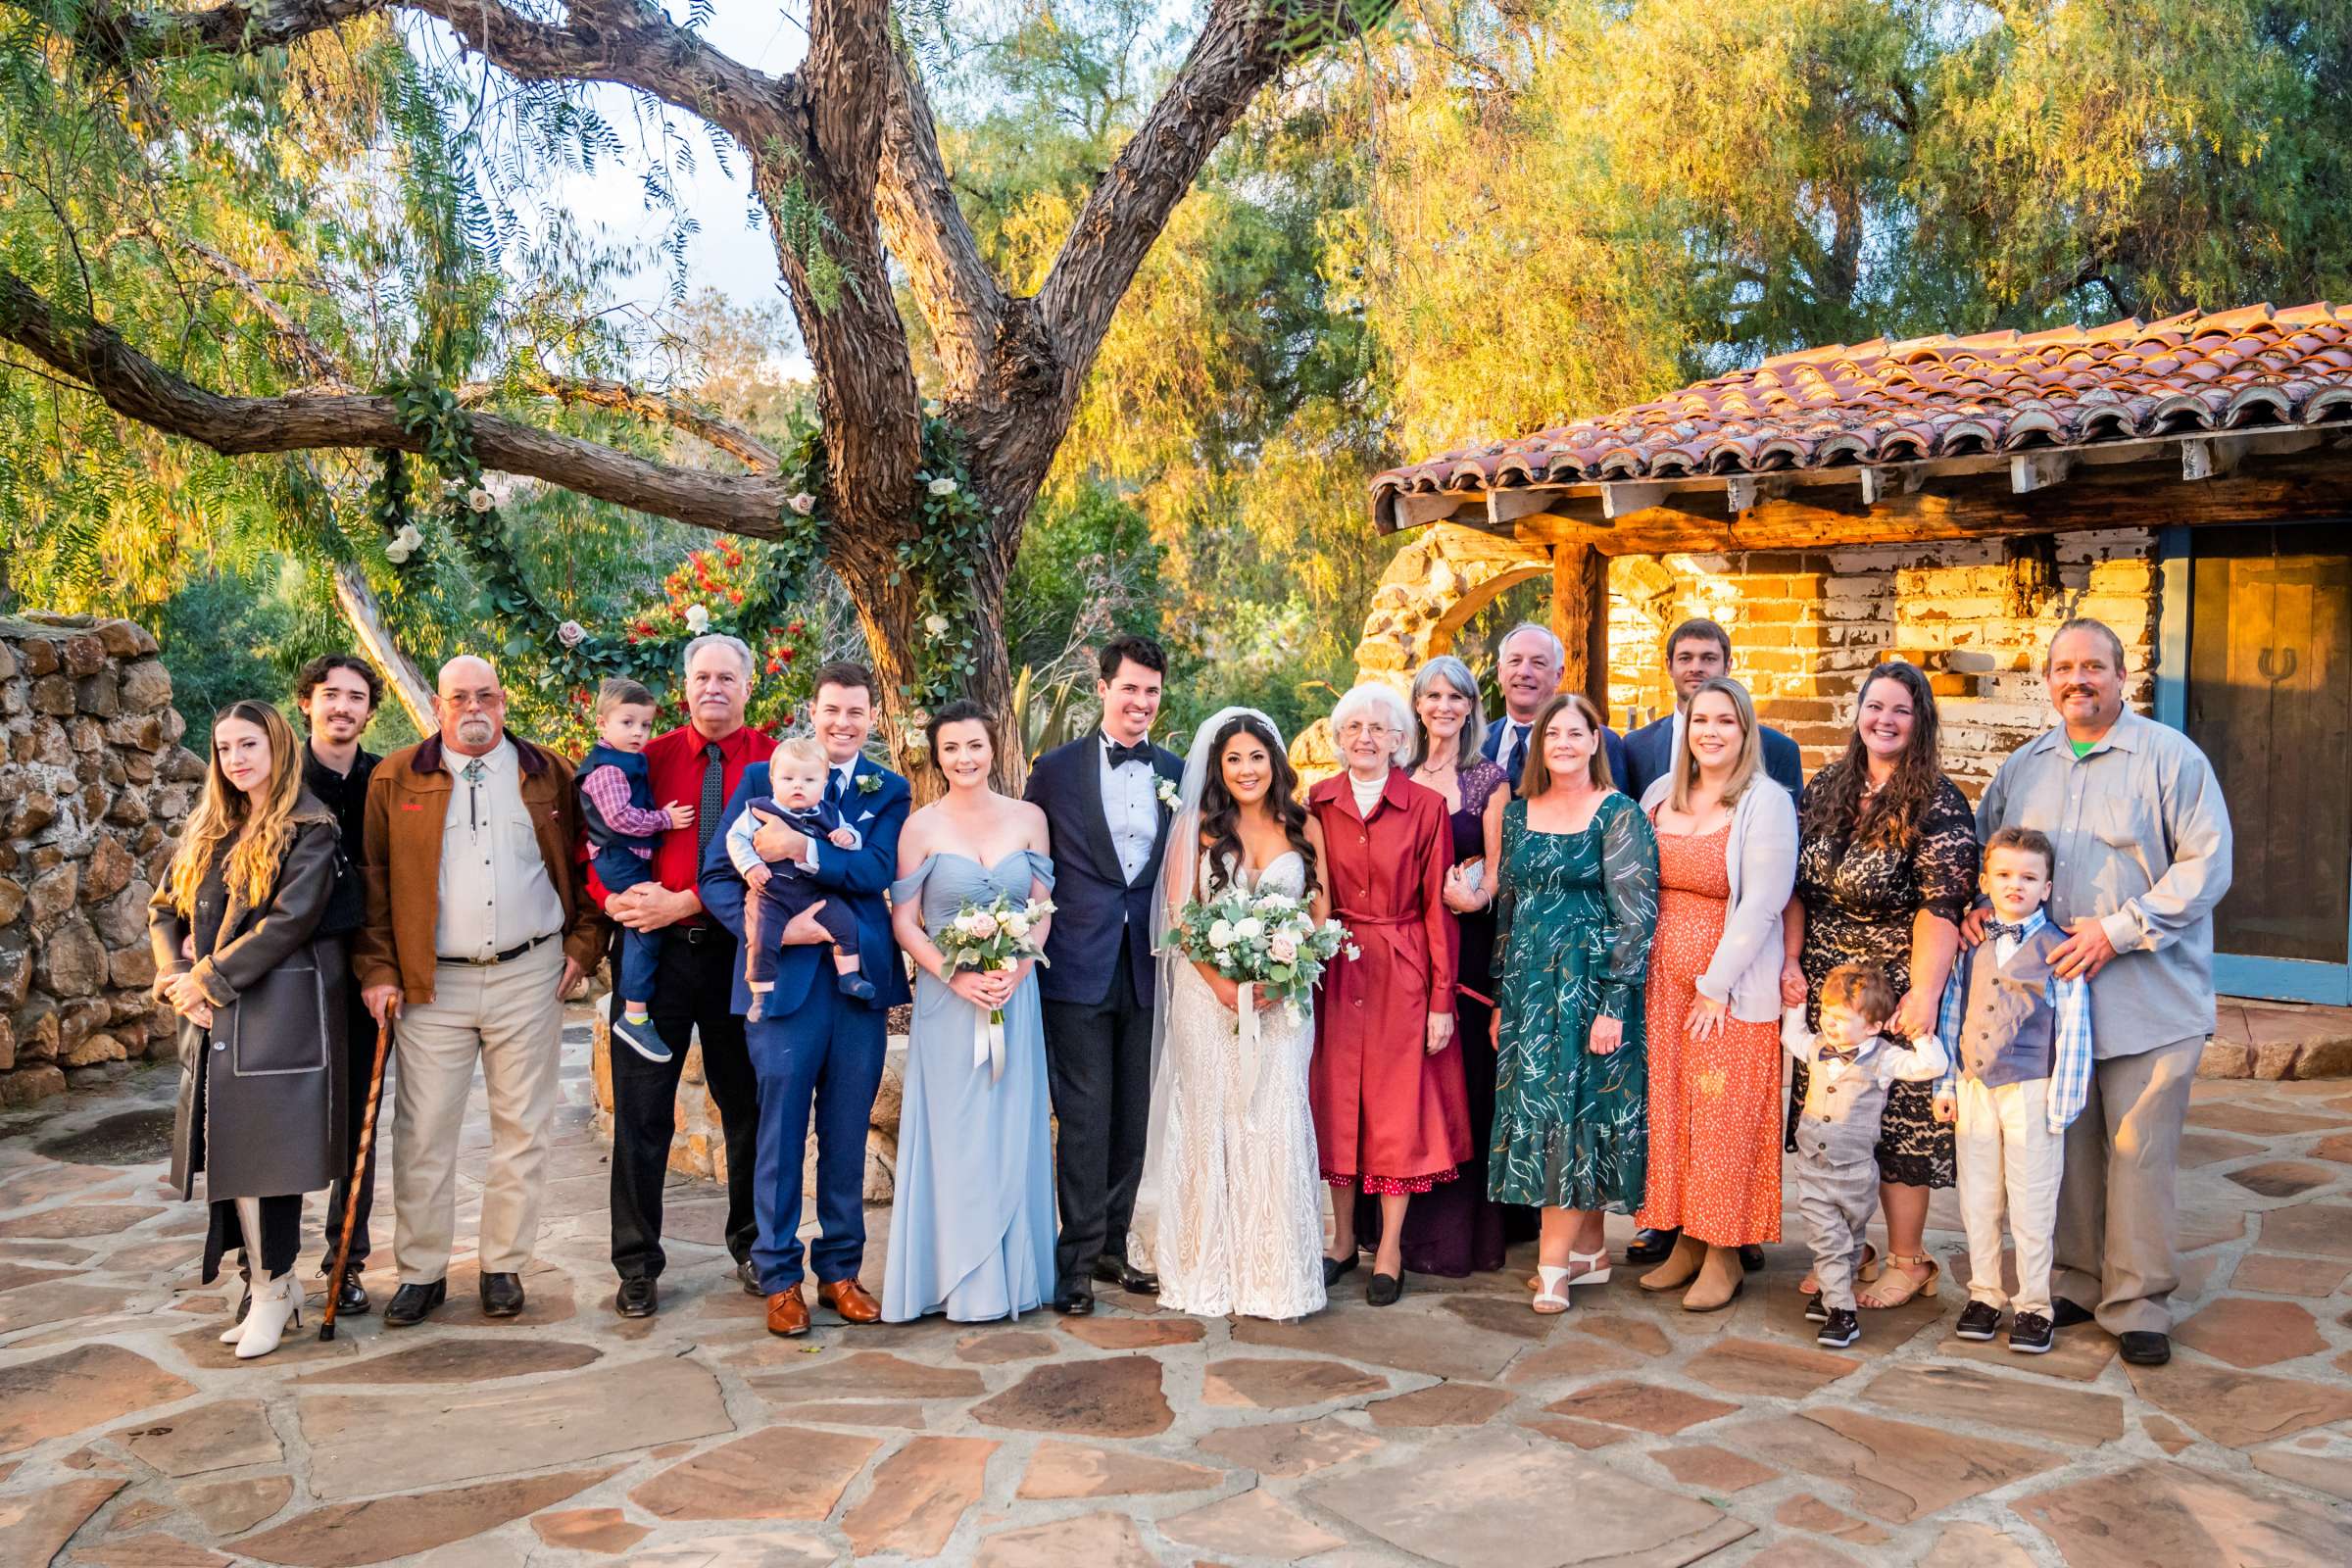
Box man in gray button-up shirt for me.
[1974,619,2232,1363]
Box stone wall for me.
[1604,528,2163,794]
[1,613,201,1107]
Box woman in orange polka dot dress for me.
[1635,679,1797,1311]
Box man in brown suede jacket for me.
[356,655,604,1325]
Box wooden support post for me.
[1550,543,1608,709]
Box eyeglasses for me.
[1337,721,1396,740]
[443,690,504,710]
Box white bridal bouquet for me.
[1166,886,1355,1026]
[935,891,1054,1080]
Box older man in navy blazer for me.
[700,661,910,1338]
[1482,622,1628,792]
[1023,635,1184,1314]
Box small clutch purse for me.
[1455,858,1486,894]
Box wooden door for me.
[2184,525,2352,973]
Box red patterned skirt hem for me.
[1322,1167,1458,1196]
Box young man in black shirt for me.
[296,653,385,1312]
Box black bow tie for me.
[1106,739,1152,767]
[1819,1042,1865,1066]
[1987,920,2032,942]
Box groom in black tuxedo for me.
[1023,635,1184,1314]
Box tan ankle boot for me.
[1638,1234,1705,1292]
[1681,1244,1745,1312]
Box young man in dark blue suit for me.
[1620,617,1805,802]
[1022,636,1184,1314]
[1620,616,1802,1270]
[1482,622,1627,792]
[699,662,910,1337]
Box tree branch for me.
[0,270,793,536]
[1033,0,1296,376]
[458,375,782,473]
[875,46,1004,393]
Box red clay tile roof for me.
[1370,302,2352,513]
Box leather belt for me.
[440,931,556,967]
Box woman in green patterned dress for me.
[1490,692,1660,1314]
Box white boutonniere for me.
[857,772,883,796]
[1155,776,1182,810]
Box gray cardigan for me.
[1641,773,1798,1022]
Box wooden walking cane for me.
[320,1015,393,1341]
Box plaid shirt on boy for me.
[1935,908,2094,1135]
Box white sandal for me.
[1532,1264,1573,1315]
[1568,1248,1612,1286]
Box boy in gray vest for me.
[1933,825,2092,1355]
[1784,963,1950,1350]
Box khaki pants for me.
[1956,1076,2063,1317]
[2052,1034,2200,1337]
[391,941,564,1283]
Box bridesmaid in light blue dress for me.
[884,700,1059,1322]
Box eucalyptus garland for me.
[370,373,996,730]
[372,371,827,700]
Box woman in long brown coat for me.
[152,700,347,1360]
[1307,682,1468,1306]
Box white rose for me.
[924,613,950,636]
[927,476,957,497]
[556,619,586,648]
[466,487,493,513]
[1234,916,1263,942]
[683,604,710,633]
[1207,919,1236,950]
[1003,912,1031,941]
[970,911,1000,940]
[384,541,412,564]
[395,523,424,551]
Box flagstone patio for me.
[2,1016,2347,1566]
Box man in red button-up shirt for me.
[598,635,777,1317]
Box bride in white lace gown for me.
[1144,710,1330,1321]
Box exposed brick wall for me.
[1605,530,2163,797]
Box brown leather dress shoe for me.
[818,1278,882,1323]
[765,1287,809,1337]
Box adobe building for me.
[1348,301,2352,1055]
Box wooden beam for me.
[1549,542,1608,709]
[1397,491,1473,528]
[2182,434,2247,480]
[1601,481,1667,519]
[2010,451,2077,494]
[1487,486,1573,525]
[1501,448,2352,555]
[1725,474,1788,514]
[1859,466,1925,507]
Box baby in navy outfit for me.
[726,734,872,1016]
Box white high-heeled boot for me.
[233,1199,300,1359]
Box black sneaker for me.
[2008,1310,2054,1355]
[1804,1294,1830,1324]
[2050,1297,2096,1329]
[1955,1299,2002,1342]
[1817,1307,1860,1348]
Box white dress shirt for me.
[435,739,565,960]
[1101,734,1157,885]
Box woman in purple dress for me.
[1352,657,1536,1277]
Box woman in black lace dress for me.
[1780,662,1978,1309]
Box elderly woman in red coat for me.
[1307,682,1470,1306]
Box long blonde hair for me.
[166,701,305,917]
[1667,677,1763,813]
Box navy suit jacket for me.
[1483,713,1628,796]
[1023,733,1184,1007]
[1622,713,1805,801]
[699,755,912,1015]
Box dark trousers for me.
[1042,957,1152,1295]
[746,982,888,1292]
[318,969,380,1270]
[609,923,760,1281]
[745,877,861,985]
